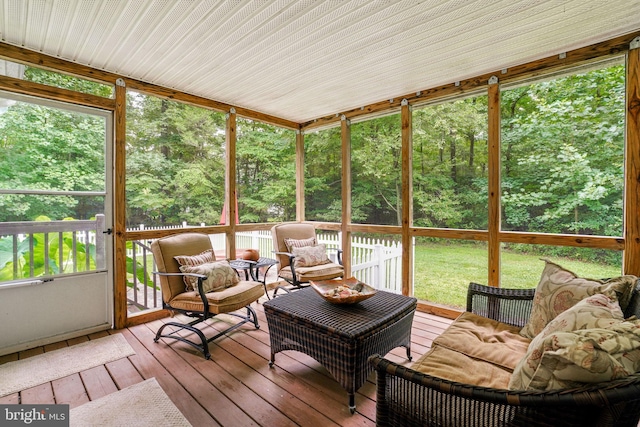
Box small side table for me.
[230,257,278,299]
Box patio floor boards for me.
[0,296,452,426]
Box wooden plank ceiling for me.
[0,0,639,124]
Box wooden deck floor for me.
[0,295,452,426]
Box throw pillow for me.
[178,260,239,294]
[292,244,330,267]
[534,294,625,340]
[519,260,637,339]
[174,249,216,291]
[509,320,640,391]
[509,294,625,389]
[284,237,316,253]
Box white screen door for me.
[0,90,113,355]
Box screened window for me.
[414,238,488,309]
[351,114,402,225]
[125,91,226,228]
[304,128,342,222]
[412,95,488,229]
[500,59,625,236]
[236,119,296,223]
[500,244,622,288]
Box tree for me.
[501,64,625,236]
[0,89,106,221]
[125,92,227,227]
[236,119,296,223]
[351,115,402,225]
[412,96,488,229]
[304,128,343,222]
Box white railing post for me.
[95,214,105,269]
[251,230,259,251]
[374,244,384,289]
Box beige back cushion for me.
[151,233,215,303]
[271,223,317,270]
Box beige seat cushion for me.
[278,263,344,282]
[412,345,514,389]
[168,280,264,314]
[412,311,531,389]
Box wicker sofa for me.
[369,275,640,427]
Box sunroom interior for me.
[1,0,640,344]
[1,1,640,423]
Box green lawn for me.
[413,242,622,309]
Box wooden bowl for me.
[310,277,377,304]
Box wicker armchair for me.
[369,282,640,427]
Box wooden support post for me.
[401,100,413,296]
[488,77,501,287]
[625,39,640,276]
[114,79,127,329]
[341,115,352,277]
[296,130,305,222]
[226,109,237,259]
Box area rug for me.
[0,333,135,397]
[70,378,192,427]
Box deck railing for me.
[125,228,403,313]
[1,217,403,313]
[0,214,105,283]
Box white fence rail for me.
[127,227,403,293]
[214,231,404,291]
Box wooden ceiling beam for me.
[125,79,299,130]
[0,74,115,110]
[0,42,299,130]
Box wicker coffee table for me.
[263,287,417,413]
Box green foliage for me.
[0,224,97,280]
[305,127,342,222]
[125,93,227,226]
[0,97,106,221]
[501,64,625,236]
[351,115,402,225]
[412,95,489,229]
[23,67,113,98]
[0,218,151,288]
[236,119,296,223]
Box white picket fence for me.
[126,226,403,293]
[223,230,402,292]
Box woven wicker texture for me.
[264,288,416,402]
[370,282,640,427]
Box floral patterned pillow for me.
[179,260,239,294]
[509,319,640,391]
[509,294,625,389]
[519,260,637,339]
[292,244,330,267]
[534,294,624,339]
[174,249,216,291]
